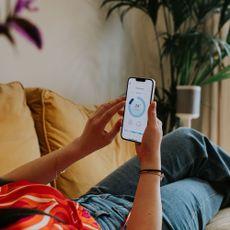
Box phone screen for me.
[121,77,155,143]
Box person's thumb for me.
[147,101,157,126]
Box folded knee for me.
[175,127,195,136]
[173,127,204,142]
[163,127,208,158]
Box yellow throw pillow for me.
[26,88,135,198]
[0,82,40,176]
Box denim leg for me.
[86,156,140,198]
[161,178,223,230]
[87,128,230,207]
[160,128,230,208]
[75,194,133,230]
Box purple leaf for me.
[0,24,15,45]
[14,0,38,15]
[8,17,43,49]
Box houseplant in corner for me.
[101,0,230,134]
[0,0,42,49]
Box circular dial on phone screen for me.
[128,97,146,118]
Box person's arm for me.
[126,102,163,230]
[2,97,125,184]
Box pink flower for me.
[1,0,43,49]
[9,17,43,49]
[14,0,38,14]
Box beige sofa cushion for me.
[0,82,40,176]
[205,208,230,230]
[26,88,135,198]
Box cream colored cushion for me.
[205,208,230,230]
[26,88,135,198]
[0,82,40,176]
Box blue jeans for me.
[77,128,230,230]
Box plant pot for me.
[176,86,201,127]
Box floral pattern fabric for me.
[0,180,101,229]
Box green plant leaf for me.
[101,0,117,8]
[193,0,221,24]
[101,0,148,19]
[105,3,132,19]
[227,28,230,44]
[161,0,195,31]
[219,0,230,30]
[200,65,230,85]
[193,49,229,85]
[147,0,160,25]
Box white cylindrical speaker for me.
[176,85,201,119]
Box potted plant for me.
[0,0,42,49]
[101,0,230,133]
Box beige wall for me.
[0,0,157,105]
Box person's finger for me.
[118,109,124,116]
[107,118,122,141]
[95,97,125,117]
[100,101,125,125]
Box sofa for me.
[0,81,229,229]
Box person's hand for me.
[77,97,125,155]
[135,101,163,169]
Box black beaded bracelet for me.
[140,169,164,180]
[140,169,162,173]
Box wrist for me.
[138,148,161,168]
[140,158,161,170]
[68,137,89,161]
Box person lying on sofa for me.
[0,97,229,230]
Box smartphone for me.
[121,77,155,143]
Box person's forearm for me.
[2,137,87,184]
[126,173,162,230]
[126,147,162,230]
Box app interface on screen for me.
[122,78,153,143]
